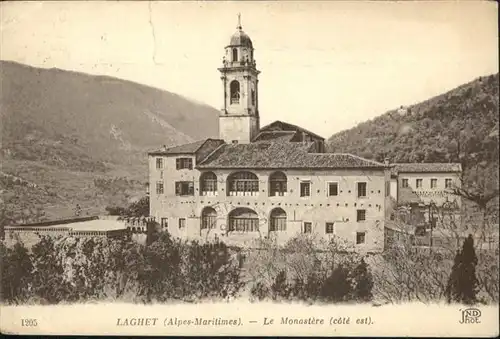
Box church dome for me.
[228,14,253,48]
[229,28,253,48]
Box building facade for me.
[389,162,462,234]
[148,18,391,253]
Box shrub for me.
[352,258,374,302]
[0,242,32,303]
[446,234,479,305]
[248,235,368,304]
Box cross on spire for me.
[237,13,242,30]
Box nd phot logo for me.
[459,307,481,324]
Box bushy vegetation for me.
[1,231,498,305]
[0,163,147,225]
[372,232,498,305]
[0,232,243,304]
[247,234,374,303]
[106,196,150,217]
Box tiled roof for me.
[391,163,462,174]
[197,141,386,169]
[252,130,296,142]
[260,120,325,140]
[148,139,209,155]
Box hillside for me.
[328,73,498,165]
[327,73,499,219]
[0,60,219,221]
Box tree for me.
[0,242,32,303]
[127,196,150,217]
[140,232,183,302]
[270,270,291,301]
[105,196,150,217]
[446,234,479,305]
[30,236,72,304]
[105,206,127,216]
[320,264,352,302]
[352,258,374,302]
[182,240,243,301]
[74,204,82,217]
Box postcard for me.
[0,0,498,336]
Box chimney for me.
[384,158,390,166]
[163,144,167,151]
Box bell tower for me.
[218,14,260,144]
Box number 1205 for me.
[21,319,38,326]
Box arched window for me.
[200,172,217,196]
[201,207,217,230]
[269,208,287,232]
[230,80,240,104]
[227,171,259,196]
[232,48,238,62]
[269,171,287,196]
[251,89,255,106]
[228,208,259,233]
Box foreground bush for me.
[248,234,374,303]
[0,231,243,304]
[372,233,498,304]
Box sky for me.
[1,1,498,137]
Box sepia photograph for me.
[0,0,499,336]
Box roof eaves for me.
[339,153,387,167]
[392,162,463,173]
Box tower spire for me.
[237,13,242,30]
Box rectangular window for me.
[176,158,193,170]
[357,209,366,222]
[178,218,186,229]
[201,216,217,230]
[229,218,259,232]
[269,216,287,231]
[269,176,287,197]
[416,179,423,188]
[401,179,409,188]
[328,182,338,196]
[431,178,438,189]
[156,181,164,195]
[357,182,367,197]
[160,218,168,228]
[303,222,312,233]
[228,172,259,196]
[325,222,334,234]
[201,178,217,194]
[445,178,453,189]
[356,232,366,244]
[156,157,163,169]
[300,182,311,197]
[175,181,194,196]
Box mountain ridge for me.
[327,73,499,165]
[0,60,219,220]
